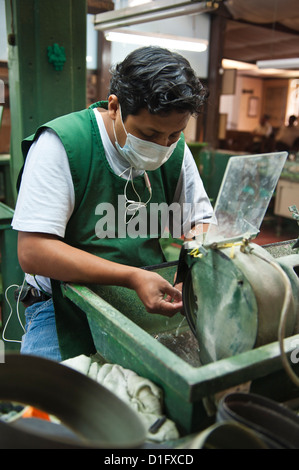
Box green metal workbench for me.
[62,240,299,435]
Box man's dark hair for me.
[109,46,208,120]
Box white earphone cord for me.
[2,277,26,344]
[120,167,152,223]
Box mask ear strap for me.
[112,109,128,149]
[112,119,121,147]
[118,105,128,136]
[112,119,117,142]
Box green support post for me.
[2,0,87,350]
[5,0,87,206]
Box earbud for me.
[144,171,152,195]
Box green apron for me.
[21,101,185,360]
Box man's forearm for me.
[17,231,140,288]
[184,223,209,241]
[17,231,183,317]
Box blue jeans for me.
[20,298,62,362]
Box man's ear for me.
[107,94,119,120]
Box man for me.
[252,114,273,153]
[275,115,299,151]
[12,46,213,361]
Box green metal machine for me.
[62,152,299,435]
[63,246,299,435]
[182,152,299,365]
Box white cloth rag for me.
[61,354,179,443]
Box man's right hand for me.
[129,269,183,317]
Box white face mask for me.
[113,107,179,171]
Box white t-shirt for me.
[12,109,213,293]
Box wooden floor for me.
[255,216,298,246]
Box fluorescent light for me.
[105,29,208,52]
[129,0,152,6]
[222,59,257,71]
[257,58,299,70]
[94,0,219,31]
[222,58,299,78]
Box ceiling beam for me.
[87,0,114,15]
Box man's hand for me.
[129,269,183,317]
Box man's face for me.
[113,103,191,148]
